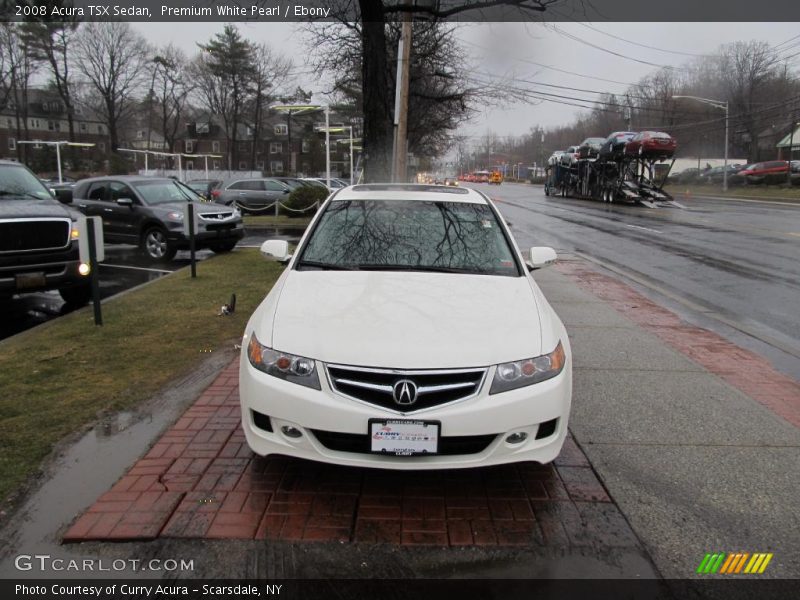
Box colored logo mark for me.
[697,552,773,574]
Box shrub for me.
[282,185,328,217]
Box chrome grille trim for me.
[325,363,489,415]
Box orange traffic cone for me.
[684,188,691,200]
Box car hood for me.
[263,271,543,369]
[0,197,76,219]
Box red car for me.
[738,161,789,182]
[624,131,677,159]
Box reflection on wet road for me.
[0,227,305,341]
[474,182,800,379]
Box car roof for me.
[76,176,175,185]
[333,184,486,204]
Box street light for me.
[328,126,357,185]
[672,95,729,191]
[270,103,330,189]
[18,140,95,183]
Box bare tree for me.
[151,45,193,153]
[20,19,79,144]
[247,43,293,170]
[74,22,149,152]
[1,23,41,163]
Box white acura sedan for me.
[239,184,572,469]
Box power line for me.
[564,21,717,59]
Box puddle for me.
[0,350,235,577]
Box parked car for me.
[72,176,244,261]
[185,178,221,200]
[212,177,291,212]
[624,131,677,159]
[738,161,790,184]
[0,160,92,305]
[698,164,743,184]
[577,137,606,160]
[271,177,317,191]
[560,145,580,167]
[598,131,637,160]
[240,184,572,469]
[548,151,566,166]
[303,177,346,191]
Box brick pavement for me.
[63,359,613,545]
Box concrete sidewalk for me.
[537,260,800,579]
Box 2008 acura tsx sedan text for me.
[239,184,572,469]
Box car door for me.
[227,180,266,210]
[106,181,142,243]
[75,180,109,224]
[263,179,291,205]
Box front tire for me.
[142,227,176,262]
[59,284,92,306]
[210,241,237,253]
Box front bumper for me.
[239,352,572,470]
[166,222,245,249]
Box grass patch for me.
[244,215,312,228]
[664,184,800,202]
[0,249,282,503]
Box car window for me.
[87,182,109,201]
[131,180,199,205]
[264,180,287,192]
[229,180,264,191]
[109,182,136,202]
[298,199,520,277]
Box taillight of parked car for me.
[211,189,221,198]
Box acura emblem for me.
[392,379,418,405]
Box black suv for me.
[0,160,92,305]
[72,176,244,261]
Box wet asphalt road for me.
[473,182,800,380]
[0,229,305,342]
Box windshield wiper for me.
[296,260,359,271]
[0,191,43,199]
[355,264,470,274]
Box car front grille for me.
[0,219,71,253]
[199,211,235,221]
[310,429,498,456]
[326,364,488,413]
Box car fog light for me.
[505,432,528,444]
[281,426,302,438]
[78,262,91,276]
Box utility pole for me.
[393,0,412,183]
[787,109,797,187]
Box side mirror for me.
[260,239,291,263]
[117,197,134,207]
[527,247,557,271]
[282,189,290,194]
[49,188,57,197]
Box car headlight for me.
[490,341,565,394]
[247,332,320,390]
[166,211,183,221]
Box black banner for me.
[5,0,800,23]
[3,579,800,600]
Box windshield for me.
[297,199,520,276]
[132,180,202,205]
[0,164,54,200]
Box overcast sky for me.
[134,21,800,148]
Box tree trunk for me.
[359,0,392,183]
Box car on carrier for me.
[239,183,573,470]
[0,160,92,306]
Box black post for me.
[86,219,102,326]
[188,202,196,278]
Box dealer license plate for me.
[15,272,46,290]
[369,420,439,456]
